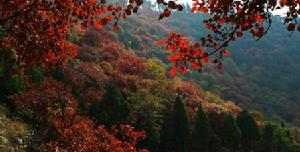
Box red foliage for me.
[76,28,147,94]
[75,62,109,86]
[1,0,299,74]
[46,116,148,152]
[0,0,143,66]
[159,0,300,74]
[158,33,206,74]
[157,1,184,20]
[111,73,140,94]
[176,81,207,110]
[11,79,148,152]
[12,79,78,123]
[117,56,145,76]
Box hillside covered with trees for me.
[1,0,300,152]
[112,3,300,126]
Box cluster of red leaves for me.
[1,0,299,76]
[157,33,213,75]
[156,0,184,20]
[159,0,300,75]
[0,0,296,78]
[191,0,300,33]
[47,117,147,152]
[0,0,145,67]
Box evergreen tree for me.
[89,83,130,127]
[260,122,274,152]
[134,110,160,152]
[236,111,260,152]
[220,113,241,152]
[28,65,43,84]
[206,110,226,152]
[0,48,25,110]
[159,96,190,152]
[173,96,190,152]
[131,91,164,152]
[0,29,24,102]
[190,104,211,152]
[159,109,175,152]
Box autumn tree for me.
[158,0,300,74]
[236,111,261,152]
[11,77,148,152]
[0,0,127,65]
[144,58,166,80]
[12,79,78,125]
[2,1,300,151]
[46,116,148,152]
[190,104,211,152]
[0,0,182,67]
[220,113,241,152]
[1,0,299,71]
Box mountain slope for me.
[115,9,300,126]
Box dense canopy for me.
[1,1,300,151]
[0,0,299,71]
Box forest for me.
[1,0,300,152]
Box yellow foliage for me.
[144,58,166,80]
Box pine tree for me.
[260,122,274,152]
[236,111,260,152]
[221,113,241,152]
[190,104,211,152]
[173,96,190,152]
[89,83,130,127]
[28,65,43,84]
[0,48,24,112]
[159,96,190,152]
[135,113,160,152]
[159,109,175,152]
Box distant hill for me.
[115,8,300,126]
